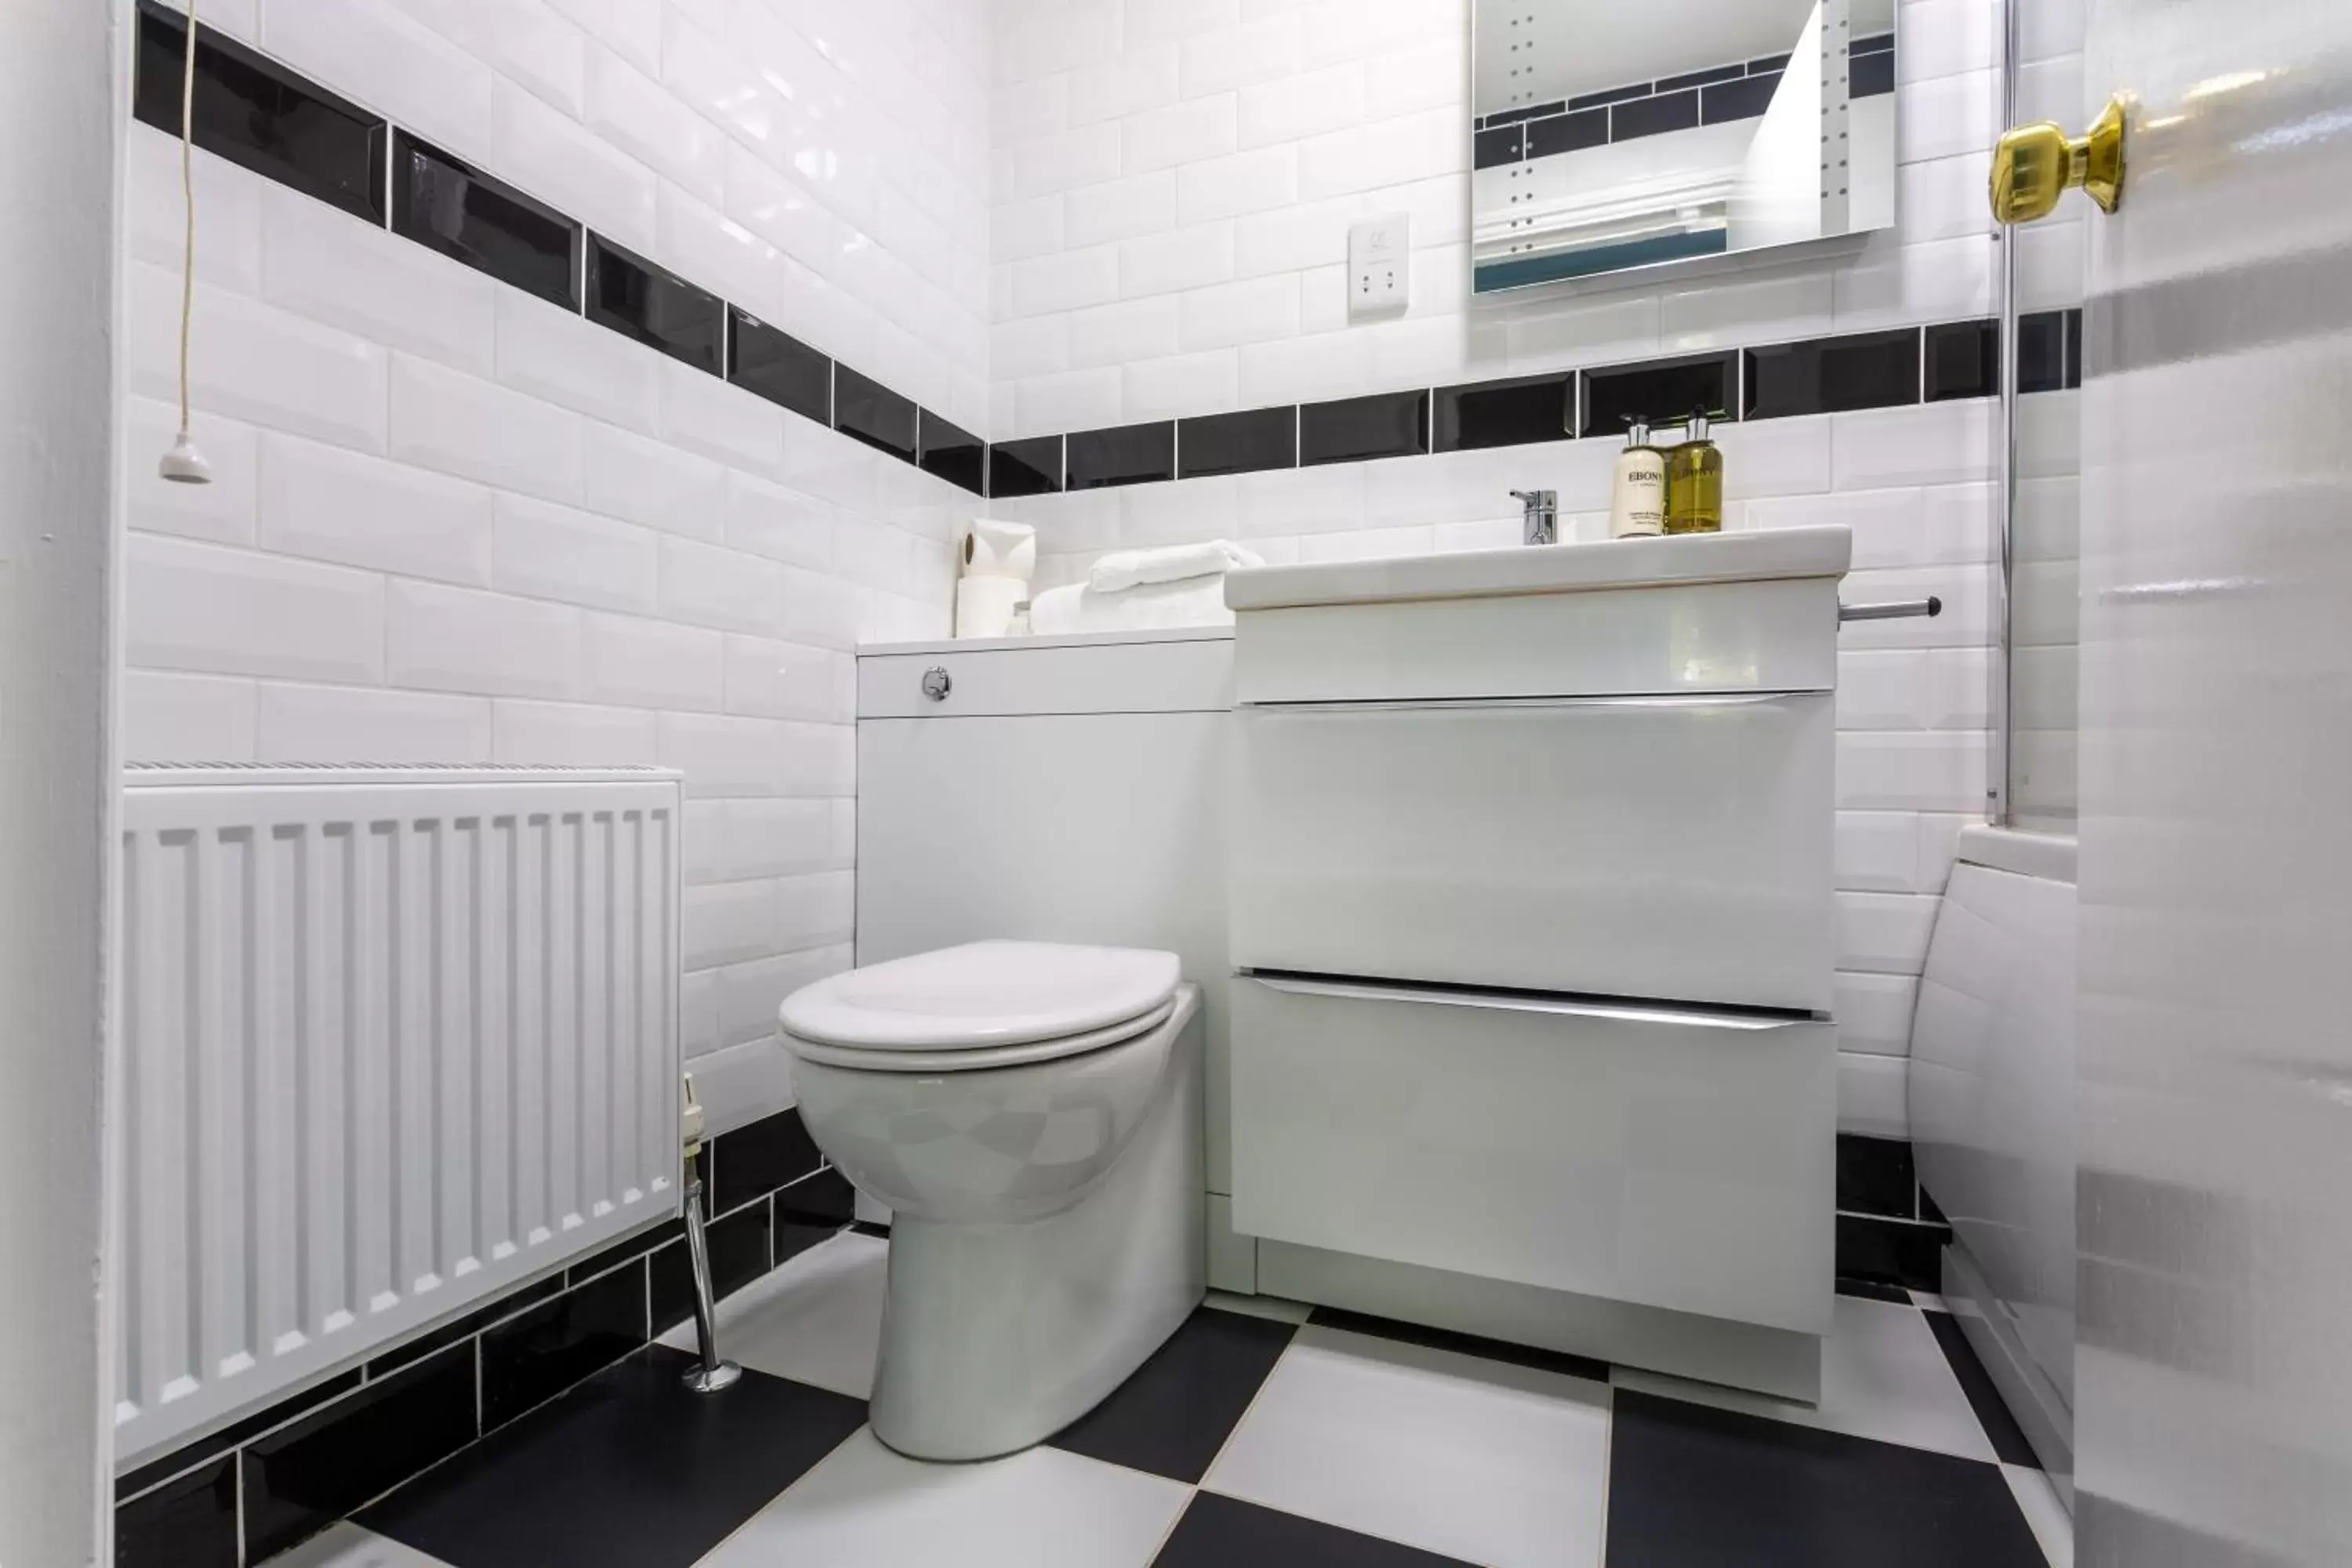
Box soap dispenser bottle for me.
[1665,410,1724,534]
[1609,417,1667,539]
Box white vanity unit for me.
[1225,527,1853,1400]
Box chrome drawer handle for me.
[1246,972,1813,1032]
[920,666,952,702]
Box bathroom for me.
[2,0,2347,1563]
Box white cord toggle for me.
[160,0,212,487]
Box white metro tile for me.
[126,129,263,293]
[1832,234,1994,330]
[390,354,583,504]
[1837,808,1929,892]
[699,1429,1190,1568]
[491,699,660,766]
[1068,45,1180,127]
[125,400,258,545]
[1838,731,1991,812]
[724,636,850,721]
[397,0,587,118]
[257,432,493,586]
[1832,400,1995,492]
[260,186,495,375]
[777,871,855,949]
[1837,891,1942,975]
[679,1039,797,1135]
[262,1521,461,1568]
[128,535,386,685]
[583,612,724,709]
[714,946,851,1047]
[1067,296,1185,372]
[128,265,389,455]
[1837,971,1923,1057]
[1294,524,1435,563]
[120,670,258,764]
[659,360,787,474]
[1177,144,1300,224]
[492,495,659,615]
[1613,1295,1994,1461]
[685,879,783,968]
[1123,349,1240,422]
[583,423,728,540]
[386,581,584,702]
[659,712,783,797]
[493,78,658,252]
[1838,1049,1911,1138]
[494,289,662,436]
[659,1232,887,1397]
[1899,0,2000,84]
[261,0,495,162]
[723,798,840,880]
[1125,94,1240,176]
[1658,271,1834,352]
[1239,60,1364,148]
[1178,274,1300,353]
[254,682,493,764]
[724,473,835,571]
[1206,1325,1611,1568]
[583,42,726,205]
[1836,650,1927,730]
[546,0,661,78]
[659,535,787,637]
[1178,13,1305,100]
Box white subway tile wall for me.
[120,0,985,1131]
[989,0,2009,1119]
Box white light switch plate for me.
[1348,212,1410,321]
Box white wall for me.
[987,0,2007,1132]
[121,0,992,1131]
[1,0,118,1560]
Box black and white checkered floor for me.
[269,1233,2071,1568]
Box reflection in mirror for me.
[1470,0,1897,292]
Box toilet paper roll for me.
[955,574,1027,639]
[962,518,1037,582]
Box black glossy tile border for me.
[1068,421,1177,489]
[1180,406,1298,478]
[587,234,724,374]
[1746,328,1921,420]
[135,0,385,224]
[836,365,920,463]
[1835,1212,1952,1292]
[2017,310,2069,395]
[392,131,581,311]
[1582,350,1736,437]
[1301,390,1428,466]
[989,434,1064,498]
[729,307,831,426]
[1926,319,2002,402]
[920,409,988,495]
[1434,372,1573,452]
[1835,1134,1921,1221]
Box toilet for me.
[776,939,1207,1461]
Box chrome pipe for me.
[1838,597,1944,622]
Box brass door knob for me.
[1991,94,2129,223]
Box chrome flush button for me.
[921,666,952,701]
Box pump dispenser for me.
[1609,417,1667,539]
[1666,410,1724,534]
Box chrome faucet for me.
[1512,489,1558,546]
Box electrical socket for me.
[1347,212,1410,321]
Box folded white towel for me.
[1087,539,1262,594]
[1028,577,1235,636]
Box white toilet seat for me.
[776,939,1182,1074]
[782,993,1177,1073]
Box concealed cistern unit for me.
[1512,488,1559,546]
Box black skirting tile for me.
[1482,101,1564,128]
[1611,89,1700,142]
[1158,1492,1475,1566]
[480,1260,650,1432]
[1300,390,1428,466]
[1852,49,1896,98]
[1569,83,1653,112]
[1526,107,1609,159]
[368,1274,566,1380]
[729,309,831,425]
[1605,1390,2047,1566]
[711,1107,822,1217]
[1581,352,1736,437]
[920,410,988,495]
[1473,122,1525,169]
[1748,53,1793,74]
[116,1367,361,1498]
[651,1200,771,1334]
[116,1454,238,1568]
[1308,1306,1610,1385]
[2064,307,2083,388]
[587,234,723,375]
[835,366,920,463]
[1835,1276,1915,1305]
[393,132,582,311]
[1835,1133,1919,1220]
[1658,64,1748,94]
[1853,31,1897,56]
[1926,318,2002,402]
[848,1218,893,1240]
[1923,1311,2042,1468]
[135,0,386,225]
[568,1216,686,1289]
[1703,71,1782,125]
[2018,310,2070,394]
[1835,1213,1951,1292]
[989,434,1065,498]
[365,1347,866,1568]
[1069,421,1177,489]
[1432,372,1573,452]
[1746,328,1921,419]
[1180,406,1298,478]
[1048,1304,1297,1483]
[773,1165,856,1229]
[241,1344,478,1564]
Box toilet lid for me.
[776,940,1181,1053]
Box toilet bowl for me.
[777,940,1207,1461]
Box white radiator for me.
[114,766,684,1467]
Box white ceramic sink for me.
[1223,525,1853,611]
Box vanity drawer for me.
[1231,691,1835,1012]
[1229,975,1835,1334]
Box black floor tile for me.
[1835,1276,1915,1305]
[1158,1492,1474,1566]
[711,1109,822,1216]
[1307,1306,1610,1385]
[364,1346,865,1568]
[1835,1213,1950,1291]
[241,1345,478,1564]
[1605,1389,2046,1566]
[1835,1133,1919,1219]
[116,1454,238,1568]
[1048,1304,1296,1483]
[1922,1310,2042,1468]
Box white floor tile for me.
[1611,1294,1996,1462]
[1204,1324,1611,1568]
[1204,1290,1313,1325]
[697,1428,1191,1568]
[658,1232,887,1399]
[261,1523,459,1567]
[2003,1464,2074,1568]
[1911,1289,1951,1311]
